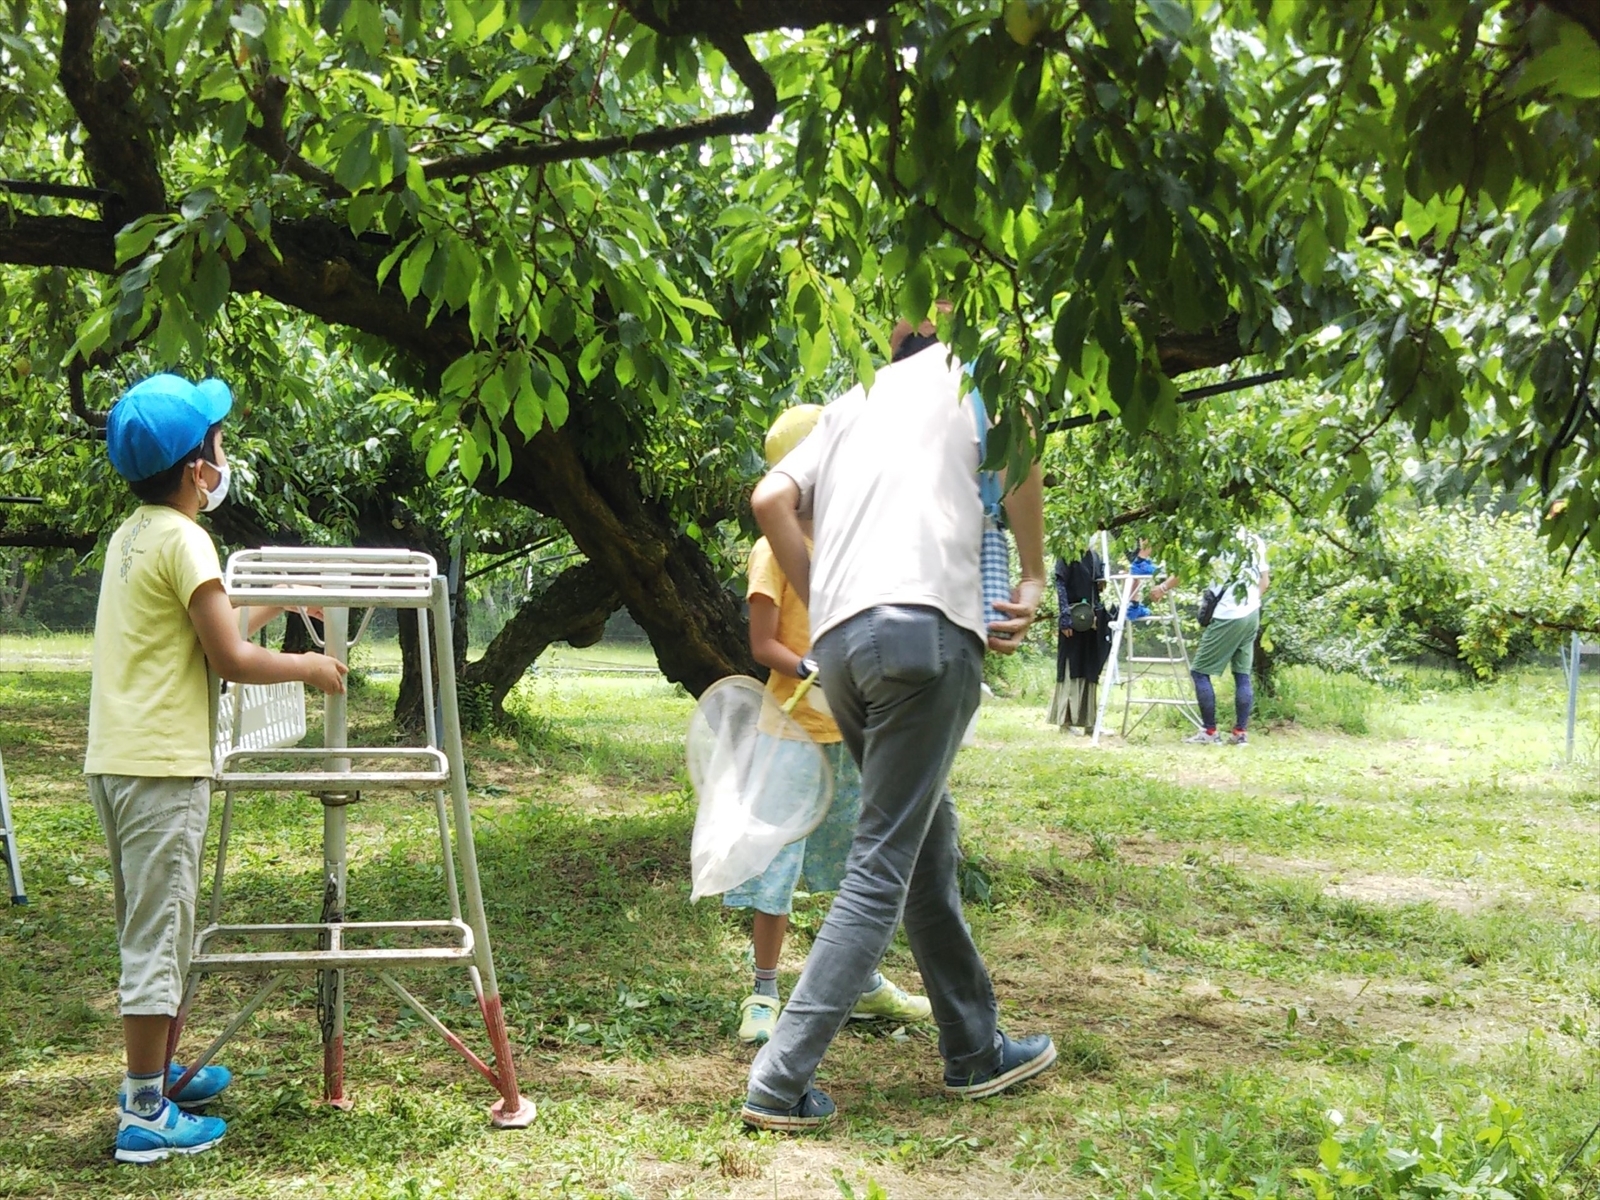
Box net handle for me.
[781,674,817,715]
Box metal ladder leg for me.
[0,749,26,905]
[431,578,535,1128]
[318,607,353,1109]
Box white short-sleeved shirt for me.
[772,342,985,645]
[1210,530,1269,621]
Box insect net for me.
[686,676,834,901]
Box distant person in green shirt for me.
[88,374,347,1163]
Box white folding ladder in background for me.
[1092,533,1203,745]
[0,748,26,905]
[167,547,535,1128]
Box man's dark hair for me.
[892,330,940,363]
[126,422,223,504]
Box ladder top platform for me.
[225,547,439,608]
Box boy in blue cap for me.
[89,373,348,1163]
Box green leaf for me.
[478,367,508,421]
[376,234,417,285]
[229,4,267,38]
[1514,19,1600,98]
[319,0,351,37]
[424,433,454,476]
[115,216,169,266]
[1564,211,1599,280]
[440,352,479,396]
[1319,178,1348,252]
[1295,215,1329,285]
[457,427,483,483]
[470,279,501,343]
[334,129,375,193]
[1107,332,1136,412]
[67,308,113,364]
[578,334,606,385]
[399,239,435,304]
[513,385,543,439]
[901,258,934,325]
[190,253,231,321]
[544,380,569,427]
[180,188,217,221]
[1146,0,1192,39]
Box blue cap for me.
[105,374,233,482]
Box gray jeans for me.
[746,605,1001,1109]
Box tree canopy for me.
[2,0,1597,694]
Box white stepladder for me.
[0,747,26,906]
[166,547,535,1128]
[1091,532,1203,746]
[1564,634,1600,764]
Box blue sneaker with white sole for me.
[117,1063,233,1110]
[115,1099,227,1164]
[944,1031,1057,1099]
[740,1086,836,1132]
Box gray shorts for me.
[87,774,211,1016]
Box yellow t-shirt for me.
[85,506,223,777]
[747,536,840,744]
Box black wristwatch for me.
[796,656,818,681]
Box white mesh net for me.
[686,676,834,901]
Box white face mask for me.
[198,460,231,512]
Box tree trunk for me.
[486,417,759,696]
[459,561,622,723]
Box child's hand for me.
[302,653,349,694]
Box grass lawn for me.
[4,634,1600,1198]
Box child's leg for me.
[88,777,212,1096]
[752,910,788,998]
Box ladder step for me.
[218,747,449,792]
[192,919,475,972]
[225,547,438,608]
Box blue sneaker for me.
[1125,603,1152,621]
[740,1086,836,1132]
[944,1032,1057,1099]
[117,1063,233,1110]
[115,1099,227,1163]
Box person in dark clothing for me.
[1047,549,1112,733]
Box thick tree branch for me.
[0,212,117,272]
[57,0,166,216]
[622,0,893,37]
[0,179,113,203]
[67,359,108,432]
[460,561,621,719]
[420,31,777,182]
[1155,314,1246,376]
[244,76,349,197]
[0,519,96,554]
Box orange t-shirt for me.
[747,537,840,743]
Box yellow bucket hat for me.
[763,404,823,467]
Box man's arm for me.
[989,462,1045,654]
[189,581,348,693]
[751,473,811,608]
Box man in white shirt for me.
[1186,529,1270,745]
[739,315,1056,1131]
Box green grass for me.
[4,635,1600,1197]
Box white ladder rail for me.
[0,748,25,906]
